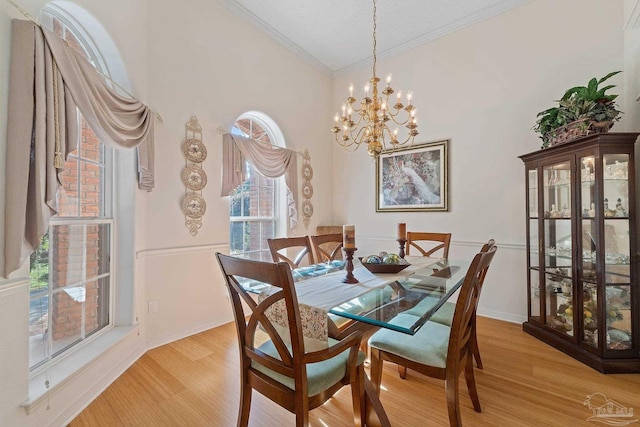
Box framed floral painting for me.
[376,140,448,212]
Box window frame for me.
[229,112,287,261]
[28,6,117,375]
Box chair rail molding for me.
[357,234,525,251]
[136,243,228,259]
[0,277,29,295]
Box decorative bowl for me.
[359,258,410,274]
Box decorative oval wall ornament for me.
[181,165,208,191]
[302,163,313,180]
[183,138,207,163]
[302,182,313,198]
[182,193,207,218]
[302,200,314,217]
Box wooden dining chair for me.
[215,253,366,427]
[405,232,452,258]
[368,243,497,427]
[310,233,343,263]
[267,236,315,268]
[426,239,495,370]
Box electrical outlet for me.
[148,300,158,314]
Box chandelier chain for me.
[372,0,377,78]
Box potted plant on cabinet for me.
[533,71,623,148]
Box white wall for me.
[0,0,333,424]
[331,0,628,323]
[140,0,333,347]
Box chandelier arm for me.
[352,125,370,144]
[335,134,358,149]
[349,103,363,114]
[396,133,414,146]
[386,114,411,126]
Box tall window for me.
[29,9,113,371]
[229,113,286,261]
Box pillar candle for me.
[343,225,355,249]
[397,223,406,240]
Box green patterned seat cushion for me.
[404,298,455,326]
[368,313,451,369]
[252,338,365,396]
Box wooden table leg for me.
[363,375,390,427]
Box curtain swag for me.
[221,133,298,229]
[3,20,156,277]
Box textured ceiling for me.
[219,0,530,76]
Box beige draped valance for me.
[221,133,298,229]
[3,20,156,277]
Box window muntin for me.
[29,11,113,371]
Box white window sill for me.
[23,325,140,414]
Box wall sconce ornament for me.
[301,149,313,229]
[181,116,207,236]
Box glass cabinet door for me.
[527,169,541,323]
[542,161,573,336]
[602,154,632,351]
[579,155,597,347]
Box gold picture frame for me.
[376,140,449,212]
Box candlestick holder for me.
[397,239,407,258]
[342,247,359,284]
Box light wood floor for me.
[69,317,640,426]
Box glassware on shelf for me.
[606,286,632,350]
[583,285,598,347]
[604,160,628,180]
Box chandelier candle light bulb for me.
[331,0,419,158]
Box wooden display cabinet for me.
[519,133,640,373]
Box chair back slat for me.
[310,233,344,262]
[406,232,452,258]
[447,244,497,370]
[268,236,315,268]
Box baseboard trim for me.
[477,308,526,324]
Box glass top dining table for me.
[244,255,470,335]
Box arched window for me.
[28,4,134,371]
[229,112,287,261]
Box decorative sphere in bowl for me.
[360,254,410,274]
[382,253,402,264]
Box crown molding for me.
[333,0,530,78]
[626,0,640,29]
[217,0,333,76]
[218,0,530,79]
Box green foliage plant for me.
[533,71,623,149]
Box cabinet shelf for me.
[520,133,640,373]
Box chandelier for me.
[331,0,418,158]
